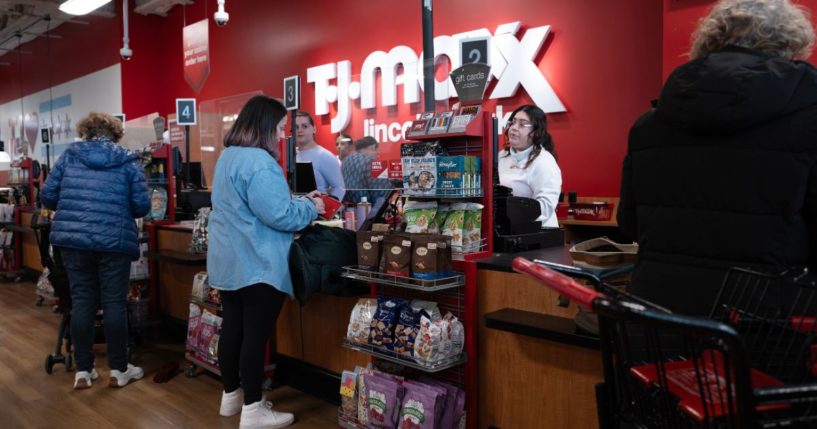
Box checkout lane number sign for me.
[176,98,197,126]
[284,75,300,111]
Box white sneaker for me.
[239,400,294,429]
[220,388,244,416]
[73,368,99,389]
[108,363,144,387]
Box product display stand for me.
[339,110,495,429]
[3,158,37,280]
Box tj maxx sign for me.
[307,21,566,133]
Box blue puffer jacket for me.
[41,139,151,260]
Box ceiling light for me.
[59,0,113,16]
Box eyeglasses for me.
[507,119,533,129]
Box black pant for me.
[218,284,285,404]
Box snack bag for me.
[369,297,407,350]
[394,305,419,358]
[411,235,441,280]
[414,315,442,364]
[357,231,385,270]
[340,369,359,417]
[428,204,450,234]
[441,203,466,250]
[399,381,446,429]
[462,203,484,253]
[383,235,412,276]
[186,303,202,353]
[403,201,437,234]
[347,298,377,345]
[365,374,405,428]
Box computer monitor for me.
[295,162,318,194]
[181,162,207,189]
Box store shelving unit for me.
[3,158,37,279]
[339,111,495,429]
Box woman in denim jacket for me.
[207,95,324,429]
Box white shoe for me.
[220,388,244,416]
[73,368,99,389]
[109,363,144,387]
[221,389,275,417]
[239,400,294,429]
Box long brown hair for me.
[503,104,557,169]
[223,95,287,159]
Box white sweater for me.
[497,146,562,228]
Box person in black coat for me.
[618,0,817,315]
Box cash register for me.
[493,184,564,253]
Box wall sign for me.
[176,98,197,126]
[40,127,50,144]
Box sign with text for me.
[168,120,185,153]
[176,99,197,125]
[40,127,50,144]
[460,36,490,66]
[183,19,210,94]
[284,75,300,111]
[450,63,491,103]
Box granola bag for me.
[403,201,437,234]
[399,381,446,429]
[347,298,377,345]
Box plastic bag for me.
[36,267,55,300]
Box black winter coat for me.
[618,46,817,315]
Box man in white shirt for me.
[294,112,346,200]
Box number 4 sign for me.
[176,98,197,125]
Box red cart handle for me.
[512,257,602,311]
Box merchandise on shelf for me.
[190,207,210,254]
[148,187,168,220]
[347,298,377,346]
[356,231,385,270]
[342,364,466,429]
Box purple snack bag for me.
[417,377,462,429]
[400,381,446,429]
[365,374,405,429]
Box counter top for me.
[477,245,573,272]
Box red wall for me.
[2,0,664,197]
[0,16,119,103]
[663,0,817,80]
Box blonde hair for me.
[689,0,815,60]
[76,112,124,143]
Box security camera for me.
[214,10,229,27]
[120,46,133,61]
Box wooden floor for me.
[0,281,339,429]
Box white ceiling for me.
[0,0,191,58]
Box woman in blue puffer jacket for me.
[41,112,150,390]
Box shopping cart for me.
[512,257,817,429]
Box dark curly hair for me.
[503,104,557,169]
[76,112,124,143]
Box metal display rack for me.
[341,341,467,373]
[341,265,465,291]
[340,111,495,429]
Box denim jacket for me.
[207,147,317,296]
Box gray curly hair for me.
[689,0,815,60]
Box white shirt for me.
[498,146,562,228]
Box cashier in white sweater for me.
[498,104,562,228]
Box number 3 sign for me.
[176,98,197,125]
[283,75,300,111]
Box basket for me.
[569,237,637,267]
[571,202,614,221]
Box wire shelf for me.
[452,238,488,260]
[341,340,467,373]
[341,266,465,291]
[338,409,366,429]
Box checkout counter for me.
[144,191,618,429]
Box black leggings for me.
[218,283,286,405]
